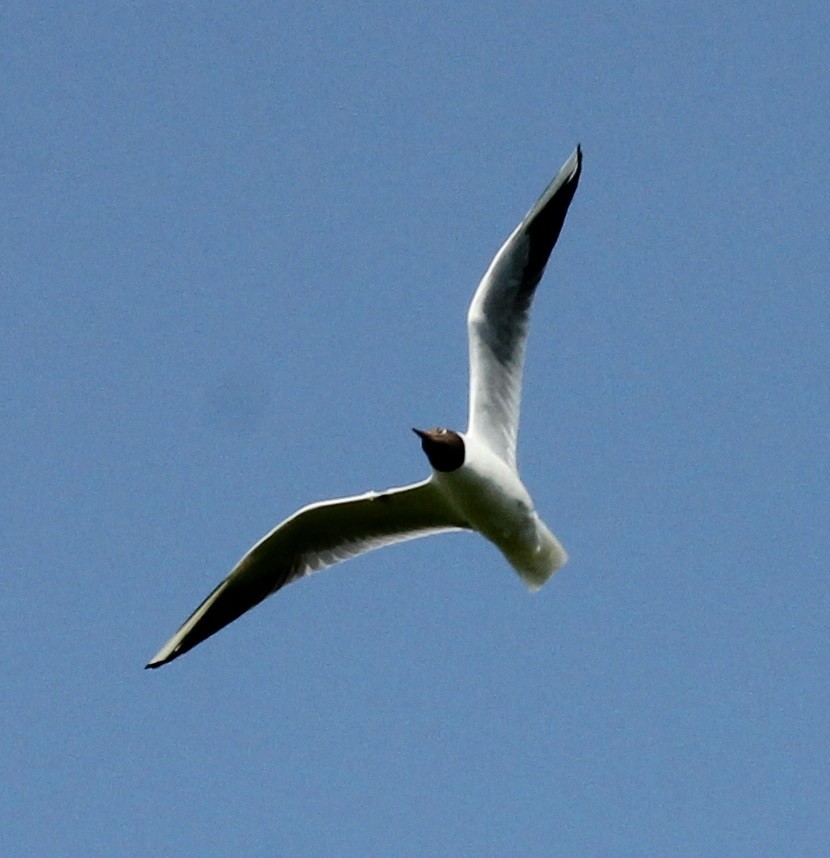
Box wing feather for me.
[467,146,582,467]
[147,478,467,667]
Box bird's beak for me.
[412,427,428,440]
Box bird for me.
[146,146,582,668]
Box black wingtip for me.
[145,648,178,670]
[520,145,583,275]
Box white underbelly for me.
[432,441,566,588]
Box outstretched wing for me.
[466,146,582,469]
[147,478,467,667]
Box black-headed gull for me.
[147,146,582,668]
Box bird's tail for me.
[512,518,568,591]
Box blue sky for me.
[2,2,828,854]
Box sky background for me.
[2,2,828,855]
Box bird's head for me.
[412,427,465,472]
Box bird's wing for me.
[466,146,582,469]
[146,478,467,667]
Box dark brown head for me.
[412,427,465,472]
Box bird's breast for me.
[432,442,535,545]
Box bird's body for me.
[147,146,582,668]
[430,432,566,590]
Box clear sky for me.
[2,2,828,855]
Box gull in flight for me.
[147,146,582,668]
